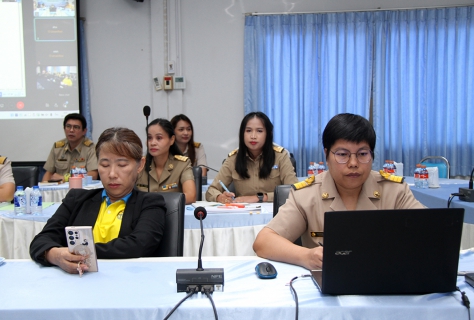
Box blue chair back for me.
[420,156,450,179]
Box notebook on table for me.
[311,208,464,295]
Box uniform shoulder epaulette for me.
[273,145,284,153]
[194,142,201,148]
[228,149,238,157]
[55,140,65,148]
[174,155,189,162]
[291,175,315,190]
[83,138,93,147]
[0,156,6,164]
[378,169,404,183]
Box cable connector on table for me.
[456,286,471,320]
[448,193,464,208]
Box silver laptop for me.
[311,208,464,295]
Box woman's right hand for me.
[45,247,89,274]
[306,246,324,270]
[217,192,235,203]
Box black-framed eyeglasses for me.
[330,149,373,164]
[65,124,82,131]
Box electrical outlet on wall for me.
[168,61,175,74]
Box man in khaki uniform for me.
[0,156,15,202]
[253,113,424,271]
[42,113,98,182]
[205,145,298,203]
[136,154,194,194]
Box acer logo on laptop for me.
[334,250,352,256]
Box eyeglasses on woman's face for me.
[330,149,373,164]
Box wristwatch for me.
[257,192,264,203]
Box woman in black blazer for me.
[30,127,166,274]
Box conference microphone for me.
[143,105,151,126]
[194,206,207,271]
[176,206,224,292]
[459,167,474,202]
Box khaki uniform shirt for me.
[0,156,15,186]
[183,142,207,167]
[43,138,98,176]
[267,170,425,248]
[136,154,194,193]
[205,147,298,202]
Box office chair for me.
[155,192,185,257]
[420,156,450,179]
[289,153,297,173]
[12,166,39,189]
[273,184,302,246]
[193,166,203,201]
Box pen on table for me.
[218,180,235,200]
[318,242,324,247]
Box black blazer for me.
[30,188,166,266]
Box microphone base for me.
[176,268,224,293]
[459,188,474,202]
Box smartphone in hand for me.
[65,226,98,272]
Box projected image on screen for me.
[0,0,80,162]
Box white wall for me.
[81,0,473,177]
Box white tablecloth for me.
[0,202,273,259]
[1,252,473,319]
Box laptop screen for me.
[311,208,464,295]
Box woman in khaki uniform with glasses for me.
[253,113,424,271]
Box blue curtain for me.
[79,19,92,140]
[245,7,474,177]
[244,13,374,176]
[372,7,474,177]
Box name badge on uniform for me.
[58,158,67,161]
[311,232,324,238]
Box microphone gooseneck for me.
[194,206,207,271]
[469,167,474,189]
[199,164,219,173]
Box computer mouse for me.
[255,262,277,279]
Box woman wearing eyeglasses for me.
[253,113,424,271]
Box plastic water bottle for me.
[78,166,86,178]
[317,161,326,174]
[383,160,390,173]
[414,164,421,188]
[307,162,315,177]
[390,161,397,174]
[14,186,27,215]
[30,186,43,215]
[70,166,78,177]
[420,165,429,189]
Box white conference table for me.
[406,177,474,249]
[0,200,273,259]
[1,251,473,320]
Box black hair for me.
[63,113,87,129]
[235,112,275,179]
[322,113,376,159]
[170,114,196,166]
[145,118,183,172]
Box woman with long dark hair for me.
[205,112,298,204]
[170,114,208,177]
[136,118,196,204]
